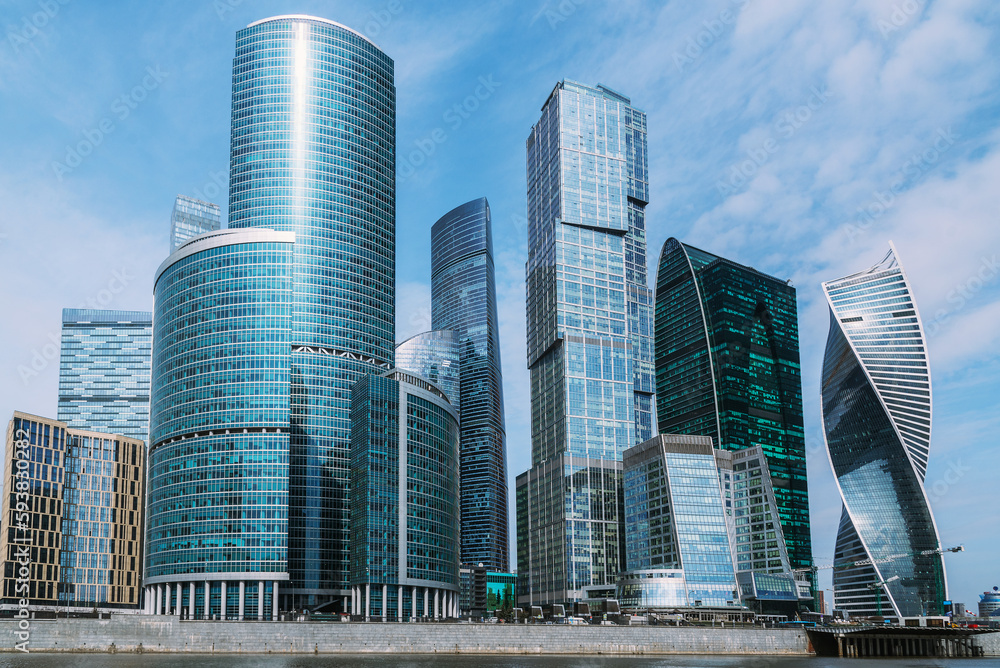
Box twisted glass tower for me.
[516,81,654,605]
[228,15,395,609]
[431,198,508,572]
[822,243,946,619]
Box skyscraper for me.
[431,198,508,571]
[822,244,946,619]
[227,15,395,610]
[146,228,294,619]
[349,370,461,620]
[652,238,812,582]
[57,309,152,443]
[517,81,653,605]
[170,195,221,251]
[395,330,461,408]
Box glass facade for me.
[57,309,152,443]
[228,15,395,608]
[622,435,738,607]
[431,197,508,571]
[2,412,145,613]
[349,371,460,620]
[653,238,812,587]
[822,244,946,619]
[518,80,653,605]
[170,195,221,252]
[145,229,293,618]
[716,446,793,575]
[395,330,461,408]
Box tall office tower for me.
[517,81,654,605]
[619,435,738,608]
[2,412,145,614]
[146,228,294,619]
[431,198,508,571]
[653,238,812,584]
[822,244,946,619]
[228,15,395,610]
[170,195,221,251]
[395,330,461,407]
[57,309,152,443]
[349,370,461,620]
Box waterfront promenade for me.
[1,616,811,655]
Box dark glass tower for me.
[822,244,946,619]
[431,198,508,572]
[517,82,654,605]
[653,238,812,582]
[228,15,395,609]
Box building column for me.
[166,583,172,615]
[156,584,163,615]
[412,586,417,620]
[382,584,388,621]
[365,583,371,621]
[238,581,245,620]
[272,582,279,620]
[189,582,195,619]
[397,586,403,622]
[204,581,210,620]
[344,595,349,615]
[220,581,227,620]
[434,589,440,620]
[257,581,264,621]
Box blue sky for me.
[1,0,997,612]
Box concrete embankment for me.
[0,616,812,655]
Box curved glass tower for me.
[821,243,946,619]
[395,330,461,407]
[653,237,812,581]
[146,228,294,619]
[229,15,395,609]
[431,198,508,571]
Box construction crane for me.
[868,575,900,616]
[793,545,964,575]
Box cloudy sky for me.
[1,0,997,610]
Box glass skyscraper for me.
[653,238,812,585]
[431,197,508,572]
[57,309,152,443]
[227,15,395,610]
[822,244,946,619]
[516,81,654,605]
[349,370,460,620]
[395,330,461,408]
[170,195,221,252]
[145,228,294,619]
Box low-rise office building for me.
[1,412,145,614]
[349,370,461,621]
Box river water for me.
[1,656,997,667]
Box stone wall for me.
[0,616,812,655]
